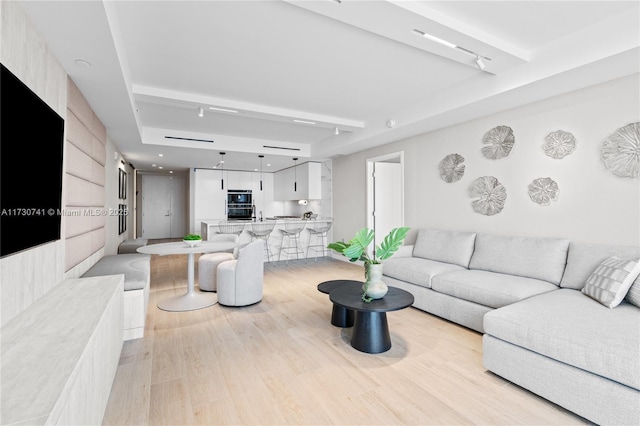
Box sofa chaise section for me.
[483,241,640,425]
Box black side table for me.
[317,280,362,327]
[330,286,414,354]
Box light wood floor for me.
[102,244,589,425]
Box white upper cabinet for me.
[274,162,321,200]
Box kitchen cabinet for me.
[194,169,226,226]
[274,162,321,201]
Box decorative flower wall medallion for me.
[543,130,576,159]
[438,153,465,183]
[482,126,515,159]
[601,122,640,178]
[468,176,507,215]
[528,177,559,206]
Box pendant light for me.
[220,152,225,190]
[259,155,264,191]
[293,157,298,192]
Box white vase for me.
[363,263,388,299]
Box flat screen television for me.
[1,63,65,258]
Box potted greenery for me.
[183,233,203,247]
[328,226,410,302]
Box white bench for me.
[82,253,151,340]
[117,238,149,254]
[1,275,123,425]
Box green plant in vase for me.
[328,226,410,302]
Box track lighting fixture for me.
[475,56,485,71]
[198,107,204,118]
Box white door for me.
[169,177,187,238]
[142,175,188,239]
[367,152,404,251]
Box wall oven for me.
[227,190,253,220]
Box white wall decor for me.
[543,130,577,159]
[601,122,640,178]
[438,153,466,183]
[482,126,515,159]
[468,176,507,216]
[528,177,559,206]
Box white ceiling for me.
[18,0,640,173]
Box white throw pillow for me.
[581,256,640,308]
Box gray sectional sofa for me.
[382,228,640,425]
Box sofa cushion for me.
[581,256,640,308]
[382,257,465,289]
[483,289,640,390]
[82,254,150,291]
[412,228,477,268]
[468,233,569,285]
[560,241,640,291]
[431,270,558,309]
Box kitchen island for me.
[200,218,332,262]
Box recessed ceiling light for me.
[267,163,271,167]
[158,166,163,169]
[152,164,157,167]
[158,154,164,157]
[169,171,173,174]
[294,119,316,125]
[254,168,258,171]
[208,106,239,113]
[74,59,91,67]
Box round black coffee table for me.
[330,286,414,354]
[317,280,362,327]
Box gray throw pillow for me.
[581,256,640,308]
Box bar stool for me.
[218,220,246,236]
[278,220,306,265]
[305,218,333,262]
[246,220,276,261]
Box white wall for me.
[0,1,67,326]
[332,74,640,248]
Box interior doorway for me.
[366,152,404,251]
[141,175,187,239]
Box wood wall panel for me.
[66,112,92,154]
[92,157,106,186]
[67,79,93,130]
[65,175,102,207]
[64,207,107,238]
[66,142,93,182]
[65,76,106,272]
[92,135,106,166]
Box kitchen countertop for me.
[201,218,329,225]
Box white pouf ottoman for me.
[198,252,235,291]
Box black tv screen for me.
[1,63,64,257]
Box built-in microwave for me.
[227,190,253,220]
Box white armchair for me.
[217,241,264,306]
